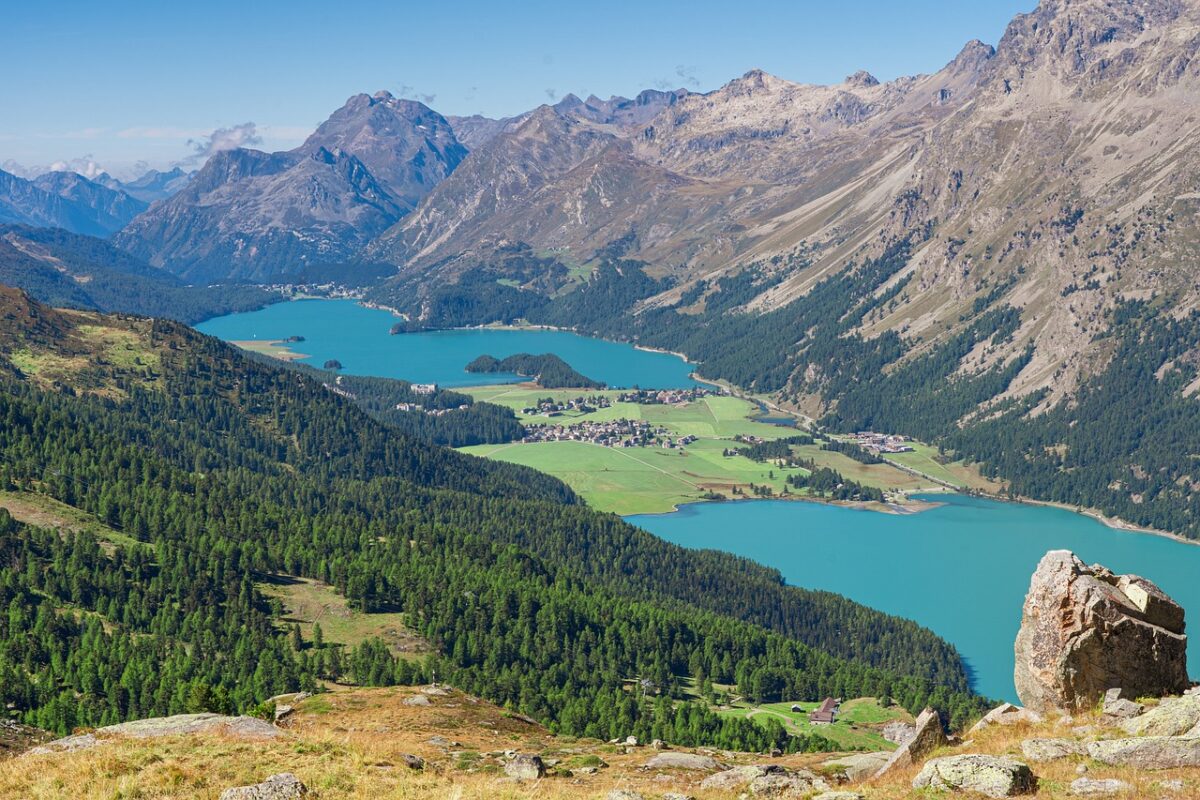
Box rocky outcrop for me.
[504,753,546,780]
[1087,736,1200,769]
[747,769,828,796]
[912,754,1037,797]
[1101,688,1143,720]
[25,713,280,756]
[1014,551,1189,713]
[642,752,725,771]
[968,703,1043,734]
[874,707,946,777]
[219,773,307,800]
[881,721,915,743]
[821,751,890,781]
[1121,695,1200,737]
[700,765,783,790]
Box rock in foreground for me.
[1087,736,1200,769]
[912,754,1037,797]
[219,772,307,800]
[1014,550,1189,713]
[873,707,946,777]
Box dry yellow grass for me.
[3,688,1200,799]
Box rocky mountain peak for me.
[845,69,880,88]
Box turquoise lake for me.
[629,494,1200,702]
[196,298,1200,703]
[196,298,702,388]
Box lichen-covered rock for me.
[219,773,307,800]
[812,793,865,800]
[821,750,890,781]
[1120,694,1200,737]
[1020,738,1086,762]
[1014,551,1189,713]
[748,769,827,796]
[399,753,424,770]
[606,790,646,800]
[912,754,1037,797]
[643,752,725,771]
[873,707,946,777]
[1087,736,1200,769]
[1068,777,1130,796]
[969,703,1044,734]
[504,753,546,780]
[700,765,780,790]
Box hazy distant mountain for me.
[0,224,275,322]
[115,93,465,279]
[115,146,404,282]
[0,169,147,237]
[96,167,193,204]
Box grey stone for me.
[700,765,782,790]
[748,769,828,796]
[874,707,946,777]
[399,753,424,770]
[1068,777,1131,796]
[650,738,666,749]
[219,773,307,800]
[661,794,695,800]
[1159,778,1186,792]
[1087,736,1200,769]
[968,703,1043,734]
[812,794,865,800]
[643,752,725,771]
[606,791,645,800]
[1014,551,1189,713]
[821,750,890,781]
[402,694,431,706]
[504,753,546,780]
[1121,695,1200,737]
[912,754,1037,797]
[24,733,99,756]
[1020,738,1087,762]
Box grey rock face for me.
[747,769,827,796]
[1102,688,1144,720]
[219,773,307,800]
[1068,777,1130,796]
[912,754,1037,797]
[504,753,546,780]
[1020,738,1086,762]
[1087,736,1200,769]
[1121,695,1200,737]
[1014,550,1189,713]
[881,721,915,743]
[874,707,946,777]
[642,752,725,771]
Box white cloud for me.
[180,122,262,165]
[2,155,108,179]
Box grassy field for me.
[0,490,143,550]
[258,575,429,659]
[462,386,968,514]
[714,697,911,751]
[229,339,309,361]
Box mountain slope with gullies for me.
[113,94,465,281]
[0,168,147,237]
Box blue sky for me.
[1,0,1033,178]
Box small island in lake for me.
[323,359,343,370]
[466,353,604,389]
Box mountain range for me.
[3,0,1200,534]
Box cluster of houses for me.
[394,402,470,415]
[521,395,613,417]
[617,387,723,405]
[523,418,697,449]
[851,431,913,454]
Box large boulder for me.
[821,751,890,781]
[504,753,546,780]
[1068,777,1131,796]
[873,707,946,778]
[912,754,1037,797]
[643,752,725,771]
[1014,550,1189,713]
[1087,736,1200,769]
[1020,738,1087,762]
[219,773,307,800]
[700,765,782,790]
[1120,694,1200,737]
[747,769,828,796]
[968,703,1043,734]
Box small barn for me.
[808,697,839,724]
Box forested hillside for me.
[0,286,989,743]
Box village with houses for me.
[849,431,914,454]
[521,417,699,449]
